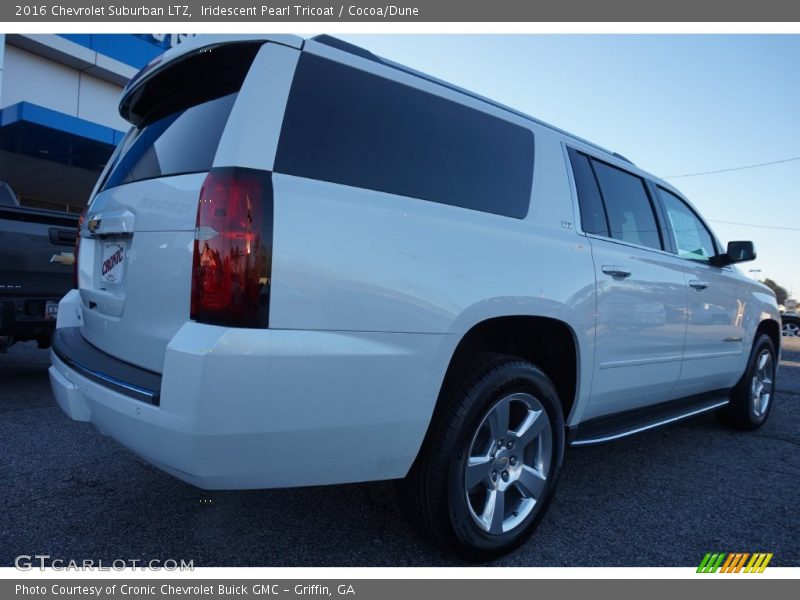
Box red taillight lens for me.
[73,209,86,289]
[190,167,273,328]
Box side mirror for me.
[710,241,756,267]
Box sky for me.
[341,34,800,299]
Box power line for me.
[708,218,800,231]
[663,156,800,179]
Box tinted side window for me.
[567,149,609,236]
[657,187,717,261]
[275,54,535,219]
[102,93,236,191]
[591,160,662,250]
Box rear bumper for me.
[50,292,450,490]
[50,351,216,487]
[52,327,161,404]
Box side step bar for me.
[568,391,730,446]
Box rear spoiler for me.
[119,34,304,125]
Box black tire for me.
[399,353,565,561]
[716,333,776,430]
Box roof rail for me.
[612,152,635,165]
[312,35,380,63]
[310,35,634,167]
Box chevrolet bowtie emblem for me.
[50,253,75,266]
[87,217,102,234]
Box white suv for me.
[49,35,780,560]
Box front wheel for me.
[717,333,777,430]
[399,354,564,561]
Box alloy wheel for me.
[751,349,774,418]
[464,392,552,535]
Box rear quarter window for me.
[275,53,535,219]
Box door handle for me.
[689,280,709,290]
[601,265,631,278]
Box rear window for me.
[275,53,534,219]
[103,42,261,192]
[101,94,236,191]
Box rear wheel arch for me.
[418,316,580,464]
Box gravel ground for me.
[1,337,798,567]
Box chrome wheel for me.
[464,392,552,535]
[751,349,774,418]
[782,322,800,337]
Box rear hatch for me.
[77,42,262,372]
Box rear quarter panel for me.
[269,124,597,427]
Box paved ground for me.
[1,338,798,567]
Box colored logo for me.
[697,552,773,573]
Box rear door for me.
[77,42,266,372]
[568,149,688,420]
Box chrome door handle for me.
[601,265,631,278]
[689,280,709,290]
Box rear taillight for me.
[73,209,86,289]
[190,167,273,328]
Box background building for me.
[0,34,191,213]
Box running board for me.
[568,391,730,446]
